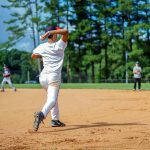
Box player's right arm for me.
[53,28,68,43]
[40,28,68,43]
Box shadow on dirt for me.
[36,122,146,133]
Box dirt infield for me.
[0,89,150,150]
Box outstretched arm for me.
[40,28,68,43]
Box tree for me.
[1,0,44,73]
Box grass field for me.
[8,83,150,90]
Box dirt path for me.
[0,89,150,150]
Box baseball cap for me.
[45,26,61,38]
[45,26,61,32]
[136,61,139,64]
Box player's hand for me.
[3,74,10,77]
[40,31,50,41]
[134,70,140,74]
[137,71,140,74]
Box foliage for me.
[0,0,149,83]
[0,50,38,83]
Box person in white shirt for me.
[1,64,16,92]
[32,26,68,131]
[133,61,142,91]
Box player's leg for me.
[50,100,65,127]
[133,78,137,90]
[41,83,60,117]
[138,78,141,90]
[33,74,47,131]
[49,81,65,127]
[41,79,65,127]
[33,84,59,131]
[1,78,6,92]
[6,78,16,91]
[51,100,59,121]
[33,72,60,131]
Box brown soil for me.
[0,89,150,150]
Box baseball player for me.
[1,64,16,92]
[133,61,142,91]
[31,26,68,131]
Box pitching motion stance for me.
[31,26,68,131]
[1,64,16,92]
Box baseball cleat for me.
[33,111,44,131]
[51,120,66,127]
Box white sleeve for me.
[33,44,44,56]
[56,39,67,50]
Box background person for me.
[133,61,142,91]
[1,64,16,92]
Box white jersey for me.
[33,39,67,83]
[133,66,142,78]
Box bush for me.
[11,74,21,83]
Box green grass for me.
[10,83,150,90]
[61,83,150,90]
[15,84,41,89]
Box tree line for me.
[0,49,38,83]
[0,0,149,83]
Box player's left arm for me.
[133,68,137,74]
[138,67,142,73]
[31,44,43,59]
[31,53,42,59]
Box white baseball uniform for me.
[33,39,67,120]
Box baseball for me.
[40,36,43,40]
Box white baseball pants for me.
[41,84,60,120]
[39,72,61,120]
